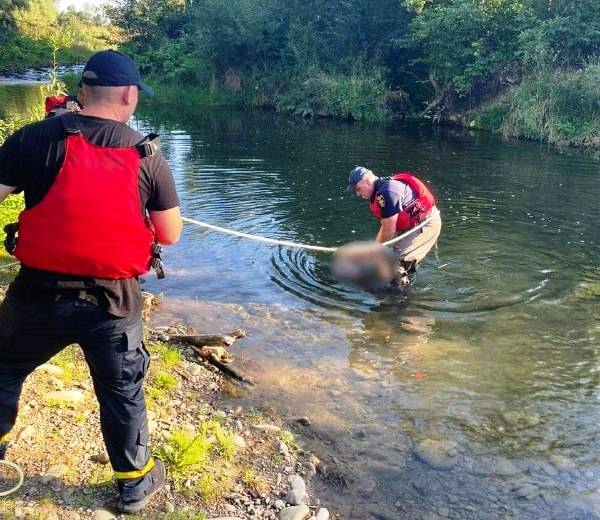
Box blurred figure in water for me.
[338,166,442,287]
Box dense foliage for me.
[104,0,600,144]
[0,0,116,70]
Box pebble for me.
[224,504,237,513]
[47,376,65,389]
[92,509,116,520]
[91,452,110,465]
[414,439,457,470]
[252,424,281,433]
[164,501,175,513]
[16,425,35,441]
[286,488,309,506]
[41,464,69,484]
[279,505,310,520]
[36,363,65,377]
[288,475,306,493]
[44,390,85,404]
[188,364,202,376]
[287,474,308,505]
[233,435,247,449]
[315,508,330,520]
[279,441,290,457]
[274,500,285,510]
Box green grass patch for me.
[149,342,182,368]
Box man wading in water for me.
[346,166,442,286]
[0,50,182,513]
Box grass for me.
[150,342,183,368]
[472,61,600,149]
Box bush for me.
[501,61,600,148]
[275,68,390,121]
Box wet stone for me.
[513,482,539,500]
[414,439,458,470]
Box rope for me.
[0,460,24,496]
[0,214,435,271]
[181,214,434,252]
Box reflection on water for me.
[139,106,600,520]
[3,85,600,518]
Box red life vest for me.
[14,117,155,279]
[369,172,436,232]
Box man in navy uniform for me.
[0,50,182,513]
[347,166,442,284]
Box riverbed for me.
[2,80,600,519]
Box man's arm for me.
[375,214,398,243]
[149,207,183,245]
[0,183,17,205]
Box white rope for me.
[0,214,435,271]
[0,460,24,496]
[182,214,433,252]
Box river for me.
[2,79,600,520]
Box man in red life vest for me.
[0,50,182,513]
[346,166,442,285]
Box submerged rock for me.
[414,439,457,470]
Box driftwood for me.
[157,328,253,385]
[191,346,254,386]
[170,329,246,347]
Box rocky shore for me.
[0,289,335,520]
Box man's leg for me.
[78,308,164,513]
[0,296,73,453]
[392,209,442,285]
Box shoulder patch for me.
[376,193,386,208]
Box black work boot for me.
[117,458,166,514]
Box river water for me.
[2,82,600,519]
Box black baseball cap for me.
[80,50,153,96]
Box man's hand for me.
[0,183,16,204]
[149,207,183,245]
[375,214,398,243]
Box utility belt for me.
[3,223,166,279]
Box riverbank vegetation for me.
[0,0,116,71]
[104,0,600,148]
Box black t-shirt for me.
[0,113,179,317]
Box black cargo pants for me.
[0,291,152,481]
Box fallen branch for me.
[170,329,246,347]
[192,346,254,386]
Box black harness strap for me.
[59,112,82,135]
[136,134,160,158]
